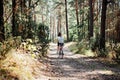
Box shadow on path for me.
[44,43,120,80]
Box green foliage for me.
[24,39,37,52]
[90,35,109,57]
[37,23,50,56]
[21,21,37,39]
[0,36,21,57]
[69,25,78,41]
[90,36,99,51]
[114,46,120,61]
[68,5,89,41]
[68,39,100,57]
[4,23,12,39]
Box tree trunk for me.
[12,0,17,36]
[100,0,107,50]
[57,6,62,33]
[0,0,5,42]
[75,0,80,41]
[65,0,69,41]
[53,16,55,41]
[50,15,52,40]
[28,0,32,27]
[42,7,44,23]
[88,0,94,39]
[75,0,79,25]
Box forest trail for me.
[37,42,120,80]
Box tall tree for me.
[12,0,17,36]
[57,6,62,33]
[0,0,5,42]
[75,0,80,41]
[100,0,107,50]
[88,0,94,39]
[28,0,32,24]
[75,0,79,25]
[65,0,69,41]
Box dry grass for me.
[0,49,45,80]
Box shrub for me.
[37,23,50,56]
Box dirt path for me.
[37,43,120,80]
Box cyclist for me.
[57,32,64,58]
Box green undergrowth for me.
[68,43,79,54]
[68,41,96,57]
[68,41,120,67]
[0,36,21,57]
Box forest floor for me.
[36,42,120,80]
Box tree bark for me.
[100,0,107,50]
[12,0,17,36]
[65,0,69,41]
[28,0,32,27]
[0,0,5,42]
[75,0,80,41]
[75,0,79,25]
[88,0,94,39]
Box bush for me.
[37,23,50,56]
[0,36,21,57]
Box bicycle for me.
[58,44,64,58]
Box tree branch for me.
[107,0,115,4]
[29,0,40,9]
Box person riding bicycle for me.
[57,32,64,58]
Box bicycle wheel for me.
[59,49,62,55]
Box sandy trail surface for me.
[36,43,120,80]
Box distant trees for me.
[0,0,120,53]
[48,0,70,41]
